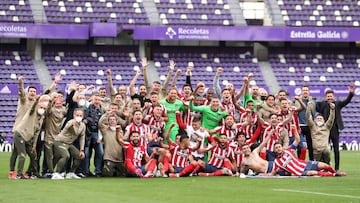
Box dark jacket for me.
[84,104,104,133]
[316,92,353,130]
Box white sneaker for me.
[155,170,162,177]
[66,172,81,179]
[51,173,64,180]
[143,172,154,178]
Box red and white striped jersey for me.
[202,98,211,106]
[208,144,233,168]
[229,141,244,167]
[123,142,148,167]
[240,111,257,140]
[182,102,201,126]
[220,102,235,118]
[170,143,192,168]
[273,147,307,176]
[262,122,284,151]
[213,125,238,142]
[144,115,165,139]
[125,122,151,147]
[144,103,167,116]
[278,110,300,138]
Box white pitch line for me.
[273,189,360,199]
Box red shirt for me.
[123,142,148,167]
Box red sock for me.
[147,159,157,173]
[125,160,137,174]
[193,164,201,174]
[179,163,195,177]
[209,170,224,176]
[162,156,169,173]
[223,160,232,170]
[260,152,266,160]
[299,148,307,160]
[317,171,334,177]
[326,165,336,173]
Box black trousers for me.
[330,126,340,171]
[301,126,313,160]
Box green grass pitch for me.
[0,151,359,203]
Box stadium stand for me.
[0,46,39,85]
[277,0,360,27]
[0,0,34,23]
[269,48,360,88]
[341,97,360,141]
[42,45,143,88]
[155,0,234,25]
[42,0,150,24]
[152,46,265,89]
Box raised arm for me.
[281,108,295,125]
[325,103,336,129]
[106,69,116,101]
[235,76,248,101]
[291,124,300,147]
[243,73,253,95]
[47,73,61,93]
[161,60,175,94]
[140,58,151,91]
[185,66,193,91]
[338,85,354,108]
[129,70,142,97]
[305,101,315,127]
[232,93,245,113]
[254,129,273,154]
[213,67,223,99]
[294,96,306,112]
[171,69,182,89]
[175,111,187,130]
[18,76,26,104]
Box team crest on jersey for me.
[214,154,225,160]
[175,104,179,108]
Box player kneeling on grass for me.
[197,134,236,177]
[52,108,86,180]
[270,124,346,177]
[164,123,202,178]
[119,130,157,178]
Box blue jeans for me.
[90,132,104,174]
[78,137,91,174]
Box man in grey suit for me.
[316,85,354,171]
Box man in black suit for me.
[316,85,354,171]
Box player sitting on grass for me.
[164,123,202,178]
[196,134,236,177]
[118,130,157,178]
